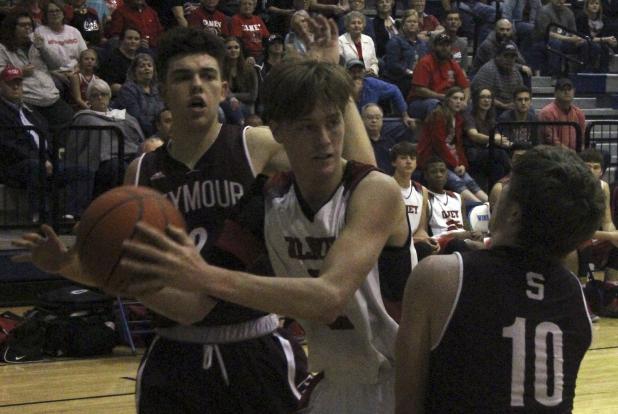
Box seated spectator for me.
[501,0,541,50]
[382,9,429,97]
[256,34,284,113]
[149,107,172,142]
[112,53,165,137]
[150,0,186,29]
[0,12,74,130]
[368,0,395,58]
[529,0,595,75]
[86,0,111,25]
[497,85,540,145]
[471,41,525,113]
[347,58,416,132]
[285,10,311,57]
[220,36,258,123]
[13,0,44,26]
[98,28,145,95]
[0,65,90,219]
[462,87,512,189]
[34,0,88,72]
[418,86,487,202]
[441,0,496,44]
[338,11,379,75]
[411,0,444,42]
[230,0,269,61]
[187,0,230,37]
[70,48,99,111]
[443,10,468,72]
[362,102,398,174]
[69,78,144,198]
[309,0,349,23]
[266,0,296,36]
[337,0,373,39]
[109,0,164,48]
[538,77,585,150]
[65,0,102,46]
[407,33,469,121]
[576,0,617,72]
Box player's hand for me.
[22,64,35,77]
[114,222,210,297]
[11,224,74,274]
[32,32,45,49]
[301,15,340,64]
[402,114,417,130]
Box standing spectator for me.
[576,0,617,72]
[497,85,540,145]
[407,33,470,121]
[472,18,531,77]
[411,0,444,41]
[221,36,258,122]
[502,0,541,50]
[230,0,269,61]
[0,12,74,130]
[112,53,164,137]
[338,10,379,75]
[98,27,146,95]
[471,41,525,113]
[383,9,429,97]
[34,0,88,71]
[109,0,164,48]
[443,10,468,72]
[370,0,396,58]
[187,0,230,36]
[538,77,586,150]
[418,86,487,202]
[66,0,103,46]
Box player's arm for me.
[395,254,461,413]
[489,181,503,214]
[118,172,408,323]
[413,186,431,242]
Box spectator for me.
[370,0,395,58]
[337,0,373,39]
[443,10,468,72]
[14,0,44,26]
[70,48,99,110]
[220,36,258,122]
[418,86,487,202]
[69,78,144,198]
[382,9,429,97]
[149,107,172,142]
[309,0,349,22]
[256,34,284,113]
[284,10,311,56]
[34,0,88,71]
[347,58,416,131]
[0,12,74,130]
[502,0,541,50]
[407,33,470,121]
[538,77,586,150]
[441,0,496,44]
[471,41,525,113]
[66,0,103,46]
[362,102,397,174]
[109,0,164,48]
[230,0,269,61]
[497,85,540,145]
[266,0,296,36]
[411,0,444,41]
[576,0,617,72]
[98,28,146,95]
[151,0,186,29]
[86,0,111,24]
[112,53,165,137]
[187,0,230,36]
[338,10,379,75]
[462,87,512,188]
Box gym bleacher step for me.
[531,76,554,88]
[532,97,597,109]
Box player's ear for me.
[219,80,228,103]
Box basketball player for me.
[13,20,377,413]
[395,145,604,413]
[113,60,412,413]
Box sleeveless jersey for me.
[264,161,400,383]
[401,180,423,267]
[428,190,464,237]
[136,124,267,326]
[426,247,592,412]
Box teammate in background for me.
[13,19,377,414]
[396,145,604,413]
[113,60,411,413]
[424,156,484,253]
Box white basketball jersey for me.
[264,162,398,384]
[428,190,465,237]
[401,180,423,267]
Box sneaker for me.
[587,302,600,322]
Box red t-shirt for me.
[421,14,441,32]
[408,53,469,101]
[230,14,270,59]
[109,5,164,47]
[187,7,229,37]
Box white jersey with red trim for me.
[428,190,465,237]
[401,180,423,267]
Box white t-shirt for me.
[35,25,87,70]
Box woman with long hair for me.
[220,36,258,124]
[576,0,617,72]
[418,87,488,203]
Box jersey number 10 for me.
[502,317,564,407]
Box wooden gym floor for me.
[0,310,616,413]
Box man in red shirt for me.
[230,0,269,61]
[109,0,164,47]
[187,0,230,37]
[407,33,469,121]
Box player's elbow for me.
[315,287,349,324]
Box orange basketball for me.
[75,186,186,287]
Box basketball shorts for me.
[136,329,307,413]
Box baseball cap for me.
[345,59,365,70]
[432,33,451,45]
[497,41,518,56]
[0,65,23,82]
[266,34,284,45]
[555,78,574,90]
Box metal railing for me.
[585,121,618,184]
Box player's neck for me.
[167,122,222,169]
[294,159,346,212]
[393,172,411,188]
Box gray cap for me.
[345,59,365,70]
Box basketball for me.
[75,185,186,287]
